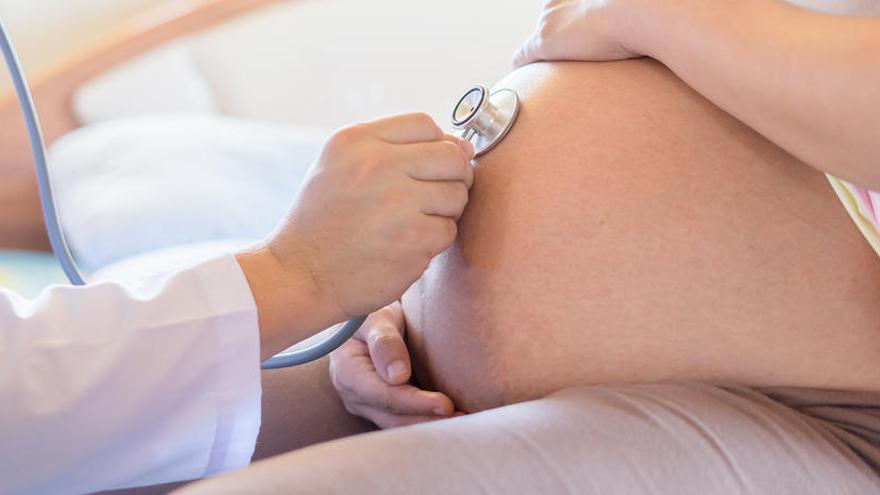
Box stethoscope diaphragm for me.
[452,84,520,157]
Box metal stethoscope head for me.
[452,84,520,157]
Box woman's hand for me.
[513,0,643,68]
[329,301,462,429]
[515,0,880,191]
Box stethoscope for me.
[0,17,520,369]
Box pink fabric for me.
[846,181,880,228]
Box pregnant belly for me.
[401,60,880,413]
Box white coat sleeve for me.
[0,255,262,494]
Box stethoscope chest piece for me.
[452,84,520,157]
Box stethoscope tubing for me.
[0,16,365,369]
[0,17,86,286]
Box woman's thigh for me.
[255,358,375,458]
[177,383,880,495]
[402,60,880,412]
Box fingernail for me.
[433,407,447,416]
[386,360,406,380]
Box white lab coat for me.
[0,255,262,494]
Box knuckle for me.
[412,112,438,129]
[451,183,469,206]
[343,402,359,416]
[379,386,392,411]
[380,187,408,212]
[374,304,398,322]
[441,140,465,161]
[425,220,457,253]
[442,220,458,245]
[398,222,429,249]
[369,332,402,356]
[328,364,348,393]
[360,148,393,173]
[328,124,364,149]
[353,150,395,186]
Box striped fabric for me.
[826,175,880,257]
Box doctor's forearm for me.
[236,247,342,361]
[620,0,880,189]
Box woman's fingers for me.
[331,333,454,415]
[356,301,410,384]
[330,302,463,428]
[346,363,454,416]
[362,318,411,385]
[385,384,454,416]
[347,407,452,430]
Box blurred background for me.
[0,0,538,296]
[0,0,168,95]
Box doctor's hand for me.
[237,113,474,359]
[329,301,462,428]
[513,0,645,68]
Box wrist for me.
[235,246,343,361]
[612,0,704,61]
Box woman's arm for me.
[516,0,880,190]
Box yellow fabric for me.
[826,174,880,257]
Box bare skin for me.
[516,0,880,189]
[401,59,880,413]
[324,0,880,432]
[105,1,880,491]
[179,57,880,494]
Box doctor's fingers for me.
[416,181,470,219]
[368,112,445,144]
[398,140,475,188]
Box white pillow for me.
[73,43,219,125]
[91,238,256,282]
[48,115,329,272]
